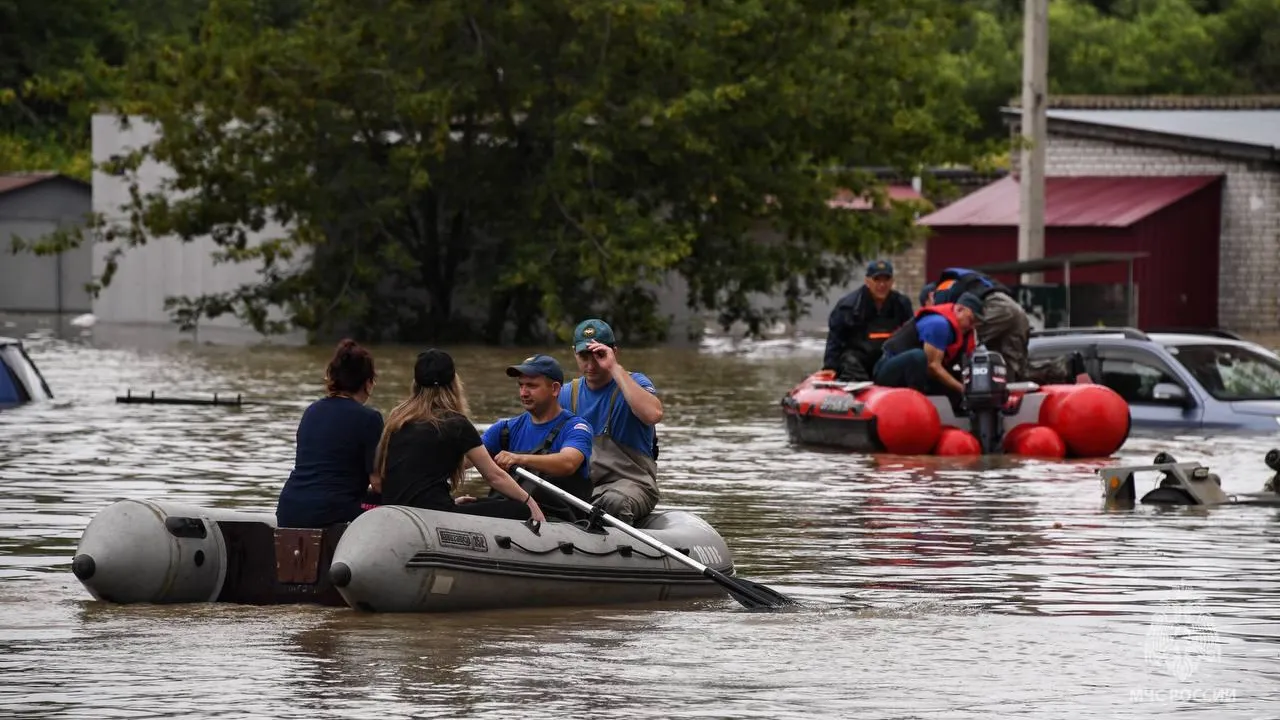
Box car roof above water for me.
[1029,329,1272,354]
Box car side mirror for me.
[1152,382,1190,405]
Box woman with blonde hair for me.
[376,349,546,523]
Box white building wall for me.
[91,114,304,334]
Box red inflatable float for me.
[780,372,1129,458]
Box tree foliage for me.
[86,0,983,343]
[5,0,1280,343]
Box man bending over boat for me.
[561,319,664,525]
[920,266,1031,381]
[479,354,595,522]
[818,259,915,382]
[873,292,983,400]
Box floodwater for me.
[1,314,1277,719]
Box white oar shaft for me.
[514,467,710,574]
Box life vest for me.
[880,303,976,365]
[938,268,1012,301]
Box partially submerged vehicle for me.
[1099,449,1280,507]
[0,336,53,408]
[1030,327,1280,432]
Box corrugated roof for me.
[0,172,90,196]
[917,175,1222,228]
[0,173,60,195]
[828,184,925,210]
[1043,109,1280,151]
[1010,95,1280,110]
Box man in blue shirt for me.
[874,293,983,398]
[560,318,664,525]
[481,354,595,522]
[922,267,1032,381]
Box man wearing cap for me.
[480,354,595,522]
[923,267,1032,382]
[561,318,664,525]
[874,292,983,397]
[819,259,915,382]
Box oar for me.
[514,467,798,610]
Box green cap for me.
[573,319,617,353]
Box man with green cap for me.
[560,318,664,525]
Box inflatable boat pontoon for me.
[71,498,735,612]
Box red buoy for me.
[934,426,981,456]
[1001,423,1034,451]
[861,386,941,455]
[1038,384,1130,458]
[1002,423,1067,458]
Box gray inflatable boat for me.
[330,504,735,613]
[70,498,349,606]
[70,498,734,612]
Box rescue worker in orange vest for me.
[818,259,915,382]
[920,267,1031,381]
[873,292,982,398]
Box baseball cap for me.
[865,259,894,278]
[919,281,937,307]
[955,292,986,320]
[506,354,565,384]
[415,349,456,387]
[573,318,617,353]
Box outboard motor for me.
[961,344,1010,453]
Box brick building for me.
[1000,96,1280,331]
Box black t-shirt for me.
[381,414,483,511]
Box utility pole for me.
[1018,0,1048,286]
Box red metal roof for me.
[918,175,1222,228]
[0,172,64,196]
[828,184,924,210]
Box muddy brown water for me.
[1,314,1277,718]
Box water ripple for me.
[1,316,1278,718]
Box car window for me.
[1166,343,1280,401]
[1098,356,1183,404]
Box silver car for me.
[1028,328,1280,432]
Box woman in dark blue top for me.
[276,339,384,528]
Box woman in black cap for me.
[374,349,546,522]
[276,339,384,528]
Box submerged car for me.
[1028,327,1280,432]
[0,336,54,408]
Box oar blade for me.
[704,567,798,610]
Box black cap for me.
[415,349,455,387]
[919,282,937,307]
[955,292,986,320]
[506,354,565,384]
[865,259,894,278]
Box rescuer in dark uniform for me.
[819,260,915,382]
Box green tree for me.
[87,0,983,343]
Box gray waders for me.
[980,292,1031,382]
[571,379,660,525]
